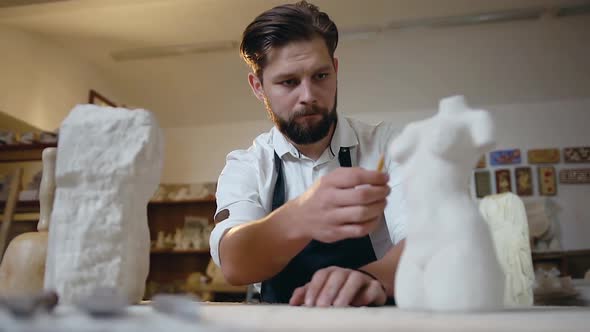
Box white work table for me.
[201,304,589,332]
[2,303,590,332]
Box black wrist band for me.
[355,268,387,294]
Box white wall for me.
[111,15,590,128]
[162,119,272,184]
[0,26,121,131]
[335,16,590,117]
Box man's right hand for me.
[285,167,390,243]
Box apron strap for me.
[273,146,353,210]
[272,152,285,211]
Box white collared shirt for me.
[210,116,407,267]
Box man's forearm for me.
[219,200,311,285]
[359,239,405,297]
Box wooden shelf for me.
[532,249,590,278]
[0,200,40,213]
[0,213,39,222]
[0,143,57,162]
[4,199,216,210]
[532,249,590,260]
[145,195,217,299]
[150,248,210,255]
[198,283,247,294]
[148,196,216,205]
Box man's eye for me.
[316,73,329,80]
[281,79,297,86]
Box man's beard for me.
[266,96,338,145]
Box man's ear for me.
[333,57,339,73]
[248,72,265,103]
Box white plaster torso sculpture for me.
[44,105,163,304]
[392,96,505,312]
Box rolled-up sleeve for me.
[384,161,408,245]
[210,149,267,267]
[378,122,408,245]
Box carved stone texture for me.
[44,105,163,304]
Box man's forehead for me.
[263,38,333,77]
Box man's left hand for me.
[288,266,387,307]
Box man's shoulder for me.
[227,128,275,163]
[218,128,277,194]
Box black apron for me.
[260,147,378,303]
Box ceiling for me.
[0,0,588,128]
[0,0,584,70]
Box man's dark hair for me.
[240,1,338,82]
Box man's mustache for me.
[291,106,323,120]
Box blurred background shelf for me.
[145,195,243,301]
[150,248,210,254]
[0,213,39,222]
[148,196,215,205]
[532,249,590,259]
[0,143,57,162]
[0,200,40,223]
[0,200,40,213]
[532,249,590,278]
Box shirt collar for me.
[271,116,359,159]
[272,127,300,158]
[329,117,359,157]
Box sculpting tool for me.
[377,154,385,172]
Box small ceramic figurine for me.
[165,234,174,248]
[156,231,166,249]
[174,229,184,250]
[191,236,202,250]
[202,225,213,247]
[151,186,167,202]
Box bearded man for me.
[210,1,406,307]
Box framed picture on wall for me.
[474,171,491,198]
[495,169,512,194]
[88,89,116,107]
[538,166,557,196]
[490,149,521,166]
[515,167,533,196]
[564,147,590,163]
[528,148,560,164]
[559,168,590,184]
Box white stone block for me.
[44,105,163,304]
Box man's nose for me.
[298,80,317,105]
